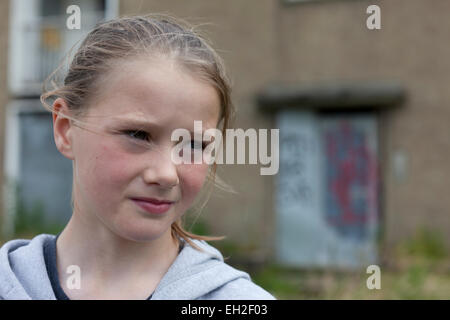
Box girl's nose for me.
[142,146,179,189]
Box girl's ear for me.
[53,98,75,160]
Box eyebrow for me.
[111,118,162,130]
[111,117,208,136]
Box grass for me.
[217,227,450,300]
[1,185,65,242]
[246,262,450,299]
[13,199,65,238]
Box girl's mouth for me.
[130,197,175,214]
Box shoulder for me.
[154,238,276,300]
[0,233,55,274]
[0,233,56,300]
[187,240,276,300]
[202,276,277,300]
[0,233,54,256]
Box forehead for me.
[86,57,221,131]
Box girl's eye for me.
[122,130,149,141]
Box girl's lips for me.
[131,198,174,214]
[131,197,175,204]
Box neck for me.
[56,209,180,293]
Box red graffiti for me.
[325,121,378,235]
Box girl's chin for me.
[113,223,173,243]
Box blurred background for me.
[0,0,449,299]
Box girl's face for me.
[64,57,221,242]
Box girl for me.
[0,14,275,300]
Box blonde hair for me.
[40,14,237,251]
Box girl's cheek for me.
[180,163,210,200]
[85,143,132,197]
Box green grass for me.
[13,199,65,238]
[246,262,450,299]
[1,184,65,242]
[246,228,450,300]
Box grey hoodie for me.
[0,233,276,300]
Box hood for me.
[0,234,274,300]
[0,234,54,299]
